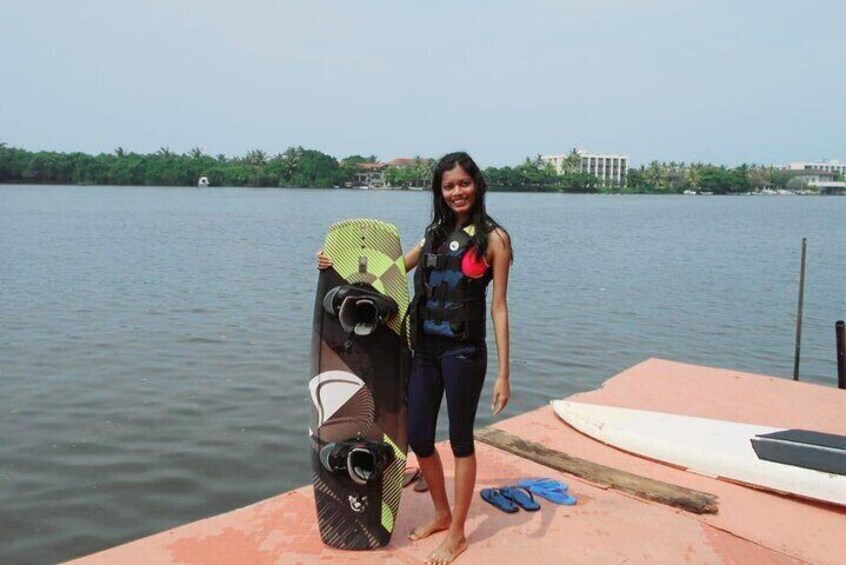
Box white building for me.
[542,149,628,186]
[783,169,846,194]
[777,159,846,194]
[780,159,846,175]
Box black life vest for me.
[410,226,492,344]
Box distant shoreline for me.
[2,182,835,197]
[2,144,841,195]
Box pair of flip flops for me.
[481,478,576,513]
[481,486,540,513]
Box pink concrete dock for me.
[68,359,846,564]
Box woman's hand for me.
[491,373,510,415]
[316,250,333,270]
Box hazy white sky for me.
[1,0,843,166]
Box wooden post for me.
[837,320,845,390]
[793,238,807,381]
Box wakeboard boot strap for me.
[323,284,398,336]
[319,436,395,485]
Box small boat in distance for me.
[197,176,210,188]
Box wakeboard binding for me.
[323,283,398,337]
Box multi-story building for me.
[783,169,846,194]
[780,159,846,176]
[542,149,628,186]
[777,159,846,194]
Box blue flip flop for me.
[517,477,569,491]
[480,488,519,513]
[516,478,577,505]
[500,486,541,511]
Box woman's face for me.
[440,164,476,219]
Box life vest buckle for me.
[422,253,444,269]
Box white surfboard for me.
[551,400,846,506]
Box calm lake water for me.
[1,185,844,563]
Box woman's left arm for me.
[488,229,512,415]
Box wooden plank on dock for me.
[475,426,719,514]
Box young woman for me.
[318,152,512,565]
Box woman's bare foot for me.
[408,513,451,541]
[426,533,468,564]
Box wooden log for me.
[475,426,719,514]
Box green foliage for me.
[485,157,599,193]
[624,161,768,194]
[561,148,582,174]
[341,155,378,166]
[383,158,433,189]
[0,144,346,188]
[278,147,345,188]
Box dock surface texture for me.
[68,359,846,564]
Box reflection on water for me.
[1,185,844,563]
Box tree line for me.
[0,144,354,188]
[625,161,816,195]
[484,153,827,195]
[0,142,829,194]
[484,154,601,193]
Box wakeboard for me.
[309,218,410,549]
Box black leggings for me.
[407,339,487,458]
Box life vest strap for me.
[423,281,485,303]
[422,253,462,270]
[424,303,480,325]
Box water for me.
[1,185,844,563]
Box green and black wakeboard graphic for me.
[309,218,410,549]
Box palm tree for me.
[246,149,268,167]
[562,148,582,174]
[667,163,685,192]
[645,161,664,191]
[685,163,702,191]
[278,147,301,180]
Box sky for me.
[1,0,844,167]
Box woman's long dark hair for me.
[427,152,511,259]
